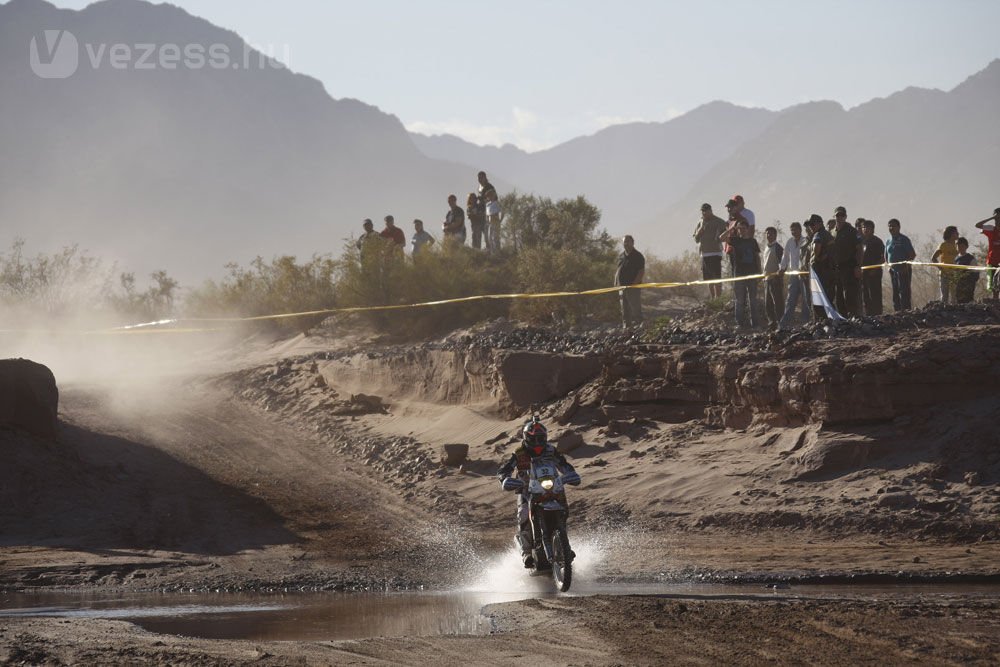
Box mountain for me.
[645,60,1000,252]
[0,0,491,283]
[412,101,779,236]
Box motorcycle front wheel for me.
[550,527,572,592]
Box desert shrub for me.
[644,250,703,299]
[332,193,622,332]
[0,239,177,325]
[334,237,508,335]
[186,254,337,332]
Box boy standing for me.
[953,237,980,304]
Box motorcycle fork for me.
[531,508,558,562]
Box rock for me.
[496,352,602,416]
[0,358,58,438]
[791,435,874,480]
[552,394,580,425]
[484,431,508,445]
[439,443,469,467]
[554,429,584,454]
[965,471,982,486]
[876,492,917,509]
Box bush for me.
[0,239,177,326]
[186,254,337,333]
[331,193,622,333]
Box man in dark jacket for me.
[614,235,645,329]
[831,206,863,317]
[860,220,885,315]
[807,214,836,321]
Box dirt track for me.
[3,319,1000,664]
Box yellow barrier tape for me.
[1,260,992,336]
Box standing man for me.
[831,206,863,318]
[722,217,761,329]
[860,219,885,316]
[442,194,467,244]
[778,222,809,329]
[762,226,784,330]
[478,171,499,249]
[807,214,836,322]
[974,207,1000,298]
[357,218,378,250]
[729,194,756,233]
[380,215,405,248]
[411,219,435,257]
[693,203,727,299]
[614,235,645,329]
[885,218,916,311]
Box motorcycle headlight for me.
[540,478,554,490]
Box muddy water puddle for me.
[4,582,1000,641]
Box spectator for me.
[380,215,405,248]
[953,237,980,304]
[832,206,863,318]
[722,217,761,329]
[467,193,486,250]
[357,218,378,250]
[854,217,866,239]
[722,199,740,275]
[411,218,435,257]
[807,214,836,322]
[931,225,960,304]
[778,222,809,329]
[826,219,837,232]
[484,188,503,252]
[974,208,1000,299]
[478,171,499,249]
[442,194,467,244]
[614,235,645,329]
[762,226,784,330]
[728,194,756,232]
[885,218,916,311]
[693,203,727,299]
[860,219,886,316]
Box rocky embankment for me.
[221,302,1000,542]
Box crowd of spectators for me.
[353,171,1000,331]
[357,171,504,260]
[691,198,1000,330]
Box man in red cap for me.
[729,195,755,233]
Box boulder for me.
[440,443,469,467]
[0,358,58,439]
[496,352,601,416]
[554,429,584,454]
[790,435,874,480]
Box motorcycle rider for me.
[497,417,581,568]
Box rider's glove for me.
[561,471,581,486]
[501,477,524,492]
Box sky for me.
[45,0,1000,151]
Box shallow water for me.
[4,582,1000,642]
[4,543,1000,641]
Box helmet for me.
[522,420,548,456]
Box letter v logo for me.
[30,29,79,79]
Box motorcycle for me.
[507,454,577,592]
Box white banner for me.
[810,267,846,321]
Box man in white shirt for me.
[778,221,810,329]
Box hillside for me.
[413,101,778,236]
[0,0,488,283]
[646,60,1000,248]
